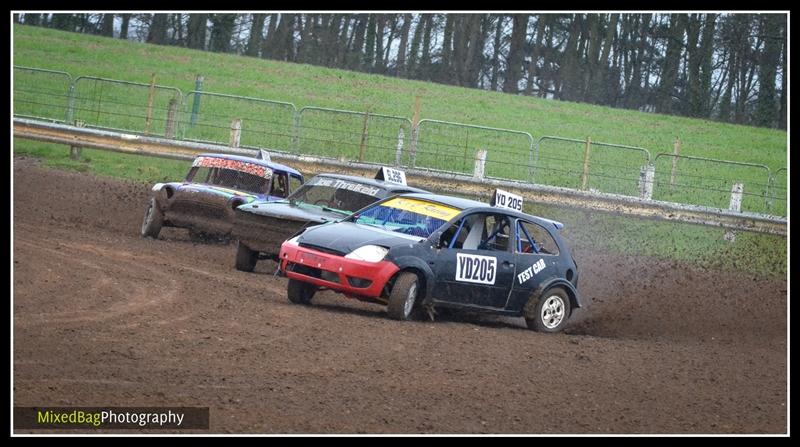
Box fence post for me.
[144,72,156,135]
[528,139,535,183]
[65,82,76,124]
[639,164,655,200]
[358,110,370,162]
[581,136,591,190]
[729,183,743,212]
[291,109,300,153]
[164,97,179,139]
[70,121,85,160]
[229,119,241,148]
[670,136,681,191]
[190,74,204,128]
[474,149,487,180]
[395,128,405,167]
[408,95,422,167]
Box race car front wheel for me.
[525,287,570,333]
[287,278,316,305]
[141,197,163,238]
[387,272,419,321]
[235,241,258,272]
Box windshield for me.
[186,156,273,194]
[352,197,461,238]
[288,176,382,215]
[187,167,270,194]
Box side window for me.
[270,172,289,198]
[186,166,211,183]
[481,215,511,252]
[517,220,560,256]
[440,217,470,249]
[458,213,511,252]
[289,175,303,194]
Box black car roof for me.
[314,173,429,194]
[396,192,565,231]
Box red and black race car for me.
[278,190,581,332]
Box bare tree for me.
[208,13,236,53]
[246,14,266,57]
[147,14,169,45]
[503,14,529,93]
[120,14,131,40]
[395,14,413,76]
[755,14,782,127]
[187,14,208,50]
[99,14,114,37]
[490,15,505,91]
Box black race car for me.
[231,169,427,272]
[278,189,580,332]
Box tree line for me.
[15,13,787,129]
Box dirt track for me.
[13,156,787,434]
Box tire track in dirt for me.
[14,234,179,326]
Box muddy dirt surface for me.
[13,156,787,434]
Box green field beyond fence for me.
[13,25,787,218]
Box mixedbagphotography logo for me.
[14,407,209,430]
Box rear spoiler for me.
[538,217,565,231]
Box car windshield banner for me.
[192,156,273,179]
[381,197,460,221]
[310,177,382,197]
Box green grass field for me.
[12,25,787,277]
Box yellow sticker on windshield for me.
[383,197,460,221]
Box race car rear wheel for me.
[235,241,258,272]
[141,197,163,238]
[387,272,420,321]
[525,287,570,333]
[287,278,316,305]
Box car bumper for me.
[279,242,399,299]
[232,210,309,255]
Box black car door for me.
[508,219,562,310]
[431,212,517,309]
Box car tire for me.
[235,241,258,272]
[141,197,163,238]
[287,278,316,305]
[387,272,420,321]
[525,287,571,333]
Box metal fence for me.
[534,136,652,197]
[767,167,788,217]
[72,76,183,136]
[13,66,73,122]
[11,65,788,218]
[414,119,535,180]
[180,91,296,151]
[297,107,412,165]
[652,154,776,214]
